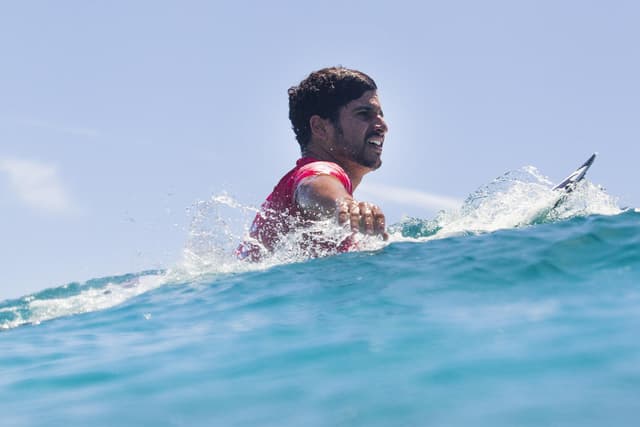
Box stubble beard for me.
[333,122,382,171]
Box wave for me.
[0,166,627,331]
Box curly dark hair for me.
[288,67,378,150]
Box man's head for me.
[288,67,378,150]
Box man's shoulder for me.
[294,159,352,194]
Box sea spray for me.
[178,192,388,276]
[391,166,621,240]
[179,193,259,276]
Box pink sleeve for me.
[292,161,353,195]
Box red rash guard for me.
[237,157,353,261]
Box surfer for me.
[237,67,389,260]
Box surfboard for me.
[549,153,597,211]
[552,153,597,192]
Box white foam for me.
[1,273,167,330]
[389,166,622,244]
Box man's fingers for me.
[336,199,387,237]
[371,204,386,235]
[358,202,373,234]
[350,202,361,232]
[337,200,350,225]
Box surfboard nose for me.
[552,153,597,191]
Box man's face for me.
[330,90,388,170]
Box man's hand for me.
[296,175,388,240]
[337,199,388,240]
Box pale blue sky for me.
[1,1,639,299]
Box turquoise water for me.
[1,171,639,426]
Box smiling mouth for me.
[367,137,383,147]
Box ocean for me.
[1,168,639,426]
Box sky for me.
[1,1,639,299]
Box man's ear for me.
[309,115,330,140]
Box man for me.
[237,67,388,261]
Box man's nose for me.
[375,115,388,134]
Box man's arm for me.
[295,175,387,238]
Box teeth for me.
[368,139,383,146]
